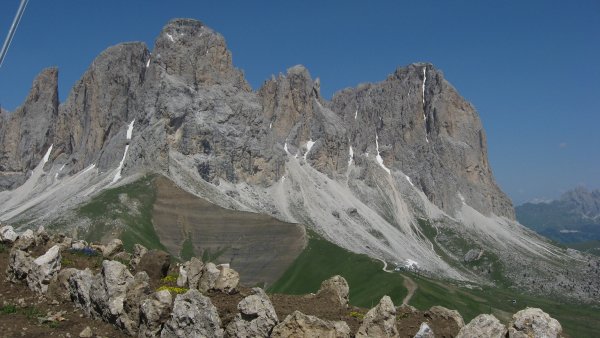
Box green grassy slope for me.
[77,175,166,252]
[269,230,408,308]
[270,231,600,337]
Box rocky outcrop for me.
[316,275,349,308]
[428,305,465,329]
[199,262,220,292]
[102,238,123,258]
[48,267,78,301]
[130,244,148,269]
[329,64,514,218]
[89,260,134,323]
[68,268,95,315]
[136,250,171,279]
[139,290,173,337]
[6,248,32,282]
[355,296,399,338]
[0,225,18,243]
[161,289,224,338]
[414,322,434,338]
[271,311,350,338]
[457,314,507,338]
[508,308,563,338]
[214,263,239,294]
[13,229,35,251]
[121,271,152,335]
[0,67,58,190]
[225,287,278,337]
[26,244,61,293]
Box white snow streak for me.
[81,164,96,175]
[405,259,419,269]
[375,134,391,175]
[166,33,174,42]
[348,145,354,166]
[405,175,414,187]
[126,120,135,140]
[304,139,315,160]
[354,109,358,119]
[284,142,289,154]
[269,122,272,129]
[422,67,429,143]
[59,164,65,171]
[146,58,150,68]
[42,144,53,165]
[112,145,129,183]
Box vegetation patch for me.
[157,286,188,295]
[269,230,408,308]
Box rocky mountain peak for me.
[560,187,600,218]
[0,67,59,189]
[151,18,250,91]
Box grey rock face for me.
[136,250,171,280]
[355,295,399,338]
[0,67,58,190]
[13,229,35,251]
[0,225,18,243]
[463,249,483,263]
[199,262,220,292]
[139,290,173,338]
[68,268,95,315]
[47,267,78,301]
[26,244,61,293]
[271,311,350,338]
[120,271,152,335]
[214,263,239,294]
[428,305,465,329]
[414,322,434,338]
[178,257,204,289]
[316,275,350,308]
[89,260,134,322]
[457,314,507,338]
[161,289,224,338]
[329,64,514,219]
[508,308,562,338]
[102,238,123,258]
[6,248,32,282]
[225,287,278,338]
[130,243,148,269]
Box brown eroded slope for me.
[152,176,306,287]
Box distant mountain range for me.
[516,187,600,254]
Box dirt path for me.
[378,259,418,305]
[402,274,418,305]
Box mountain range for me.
[0,18,598,304]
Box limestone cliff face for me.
[0,18,513,220]
[0,67,58,189]
[330,64,514,218]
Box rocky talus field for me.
[0,225,566,337]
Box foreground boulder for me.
[356,295,399,338]
[226,287,278,337]
[6,248,32,282]
[199,262,220,292]
[130,243,148,269]
[214,263,240,294]
[120,271,152,335]
[428,305,465,329]
[161,289,224,338]
[271,311,350,338]
[68,268,95,315]
[48,267,78,301]
[316,275,349,308]
[414,322,434,338]
[457,314,507,338]
[26,244,61,293]
[0,225,19,243]
[137,250,171,279]
[102,238,124,258]
[139,290,173,338]
[90,260,134,323]
[13,229,35,251]
[508,308,562,338]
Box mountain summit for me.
[0,18,598,303]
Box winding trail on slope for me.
[378,259,418,305]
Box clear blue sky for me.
[1,1,598,204]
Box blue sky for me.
[0,1,598,204]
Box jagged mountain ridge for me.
[0,18,598,302]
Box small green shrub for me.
[0,304,17,314]
[157,286,188,294]
[22,306,44,320]
[348,311,365,319]
[61,257,75,267]
[161,274,179,283]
